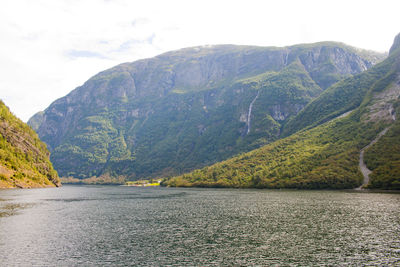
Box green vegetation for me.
[43,61,330,181]
[60,174,126,185]
[125,179,161,186]
[282,56,396,136]
[364,104,400,189]
[29,43,384,183]
[164,37,400,190]
[163,112,385,189]
[0,100,60,188]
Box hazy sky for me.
[1,0,399,121]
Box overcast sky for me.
[1,0,399,121]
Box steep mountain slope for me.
[282,53,395,136]
[29,43,384,182]
[164,33,400,190]
[0,101,60,188]
[362,36,400,189]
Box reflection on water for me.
[0,203,25,217]
[0,196,35,217]
[0,186,399,266]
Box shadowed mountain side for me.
[29,42,384,182]
[164,33,400,190]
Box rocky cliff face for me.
[0,101,60,188]
[164,33,400,190]
[29,42,385,182]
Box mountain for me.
[163,33,400,190]
[28,42,384,183]
[0,100,60,188]
[281,55,396,137]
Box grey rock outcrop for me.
[28,42,385,181]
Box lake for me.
[0,185,399,266]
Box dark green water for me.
[0,185,399,266]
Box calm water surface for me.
[0,185,399,266]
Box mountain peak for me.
[28,42,383,182]
[389,32,400,55]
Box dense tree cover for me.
[282,56,395,136]
[163,112,384,189]
[0,100,59,188]
[364,103,400,189]
[48,63,320,180]
[29,43,382,183]
[363,41,400,189]
[164,39,400,190]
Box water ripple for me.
[0,187,398,266]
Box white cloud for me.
[1,0,399,121]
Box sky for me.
[1,0,399,121]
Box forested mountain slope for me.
[164,33,400,190]
[28,42,384,182]
[0,101,60,188]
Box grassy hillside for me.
[29,43,383,183]
[52,61,321,181]
[163,112,384,189]
[0,101,60,188]
[282,56,395,136]
[163,36,400,190]
[363,70,400,190]
[364,109,400,189]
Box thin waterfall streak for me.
[285,51,289,66]
[246,91,260,135]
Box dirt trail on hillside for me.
[357,110,396,189]
[356,128,389,190]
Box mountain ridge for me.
[163,33,400,190]
[28,41,385,183]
